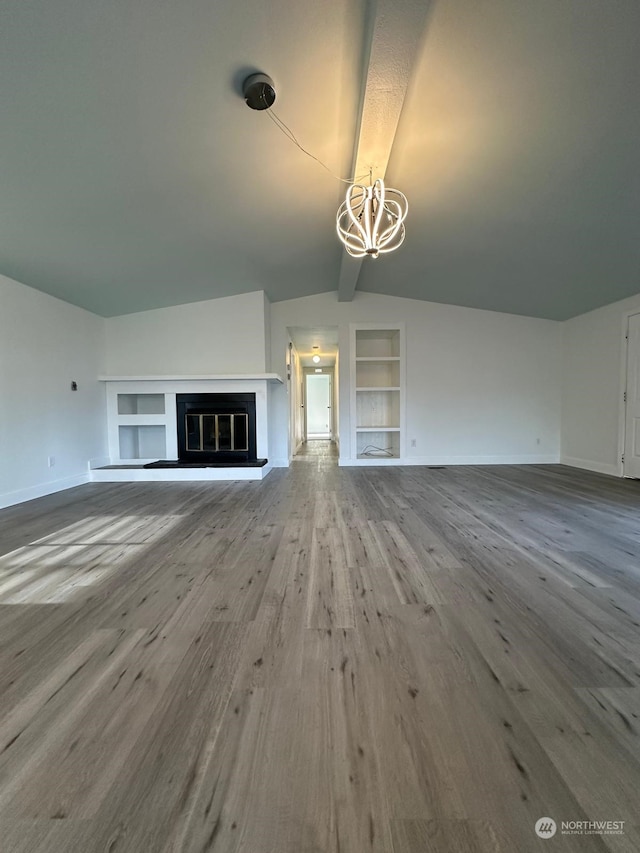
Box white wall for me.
[105,290,270,375]
[263,292,272,372]
[561,291,640,476]
[291,346,304,453]
[0,274,107,507]
[270,291,562,466]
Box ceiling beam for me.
[337,0,433,302]
[337,253,363,304]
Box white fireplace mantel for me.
[98,373,284,383]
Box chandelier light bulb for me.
[336,178,408,259]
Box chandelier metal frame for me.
[336,178,408,259]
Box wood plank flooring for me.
[1,443,640,851]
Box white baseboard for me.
[0,473,91,510]
[271,457,290,468]
[340,453,560,467]
[408,453,561,466]
[88,456,111,470]
[560,456,621,477]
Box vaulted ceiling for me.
[1,0,639,319]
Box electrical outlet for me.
[536,437,541,445]
[411,438,416,448]
[48,455,55,468]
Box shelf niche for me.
[118,425,166,460]
[355,359,400,388]
[117,394,165,416]
[356,430,400,459]
[355,328,400,358]
[356,389,400,428]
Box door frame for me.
[303,367,335,441]
[287,341,305,462]
[619,310,640,478]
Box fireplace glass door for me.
[177,393,257,463]
[185,414,249,454]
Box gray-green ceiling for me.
[1,0,639,319]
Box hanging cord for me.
[264,105,369,186]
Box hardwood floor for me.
[0,447,639,851]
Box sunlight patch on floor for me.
[0,514,185,604]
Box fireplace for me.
[176,393,258,463]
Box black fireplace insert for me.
[176,393,258,463]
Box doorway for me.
[623,312,640,478]
[305,371,333,440]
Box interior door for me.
[305,374,332,439]
[624,313,640,478]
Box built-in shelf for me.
[356,386,401,392]
[355,360,400,388]
[356,429,401,460]
[114,393,167,459]
[355,329,401,359]
[351,325,405,463]
[117,393,165,415]
[118,425,166,460]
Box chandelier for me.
[336,178,408,259]
[241,74,408,259]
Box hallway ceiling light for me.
[336,179,408,259]
[312,354,321,363]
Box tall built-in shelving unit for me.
[351,324,404,463]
